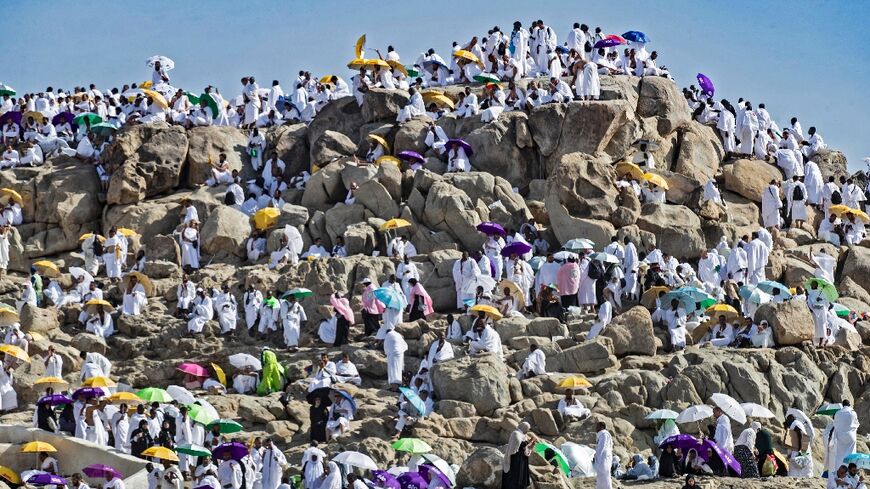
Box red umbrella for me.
[605,34,627,44]
[177,362,209,377]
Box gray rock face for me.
[105,124,189,204]
[431,353,511,415]
[754,300,815,346]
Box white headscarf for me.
[502,422,530,473]
[735,423,758,448]
[319,462,342,489]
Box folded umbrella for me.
[228,353,263,371]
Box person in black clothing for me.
[333,296,350,347]
[36,402,58,432]
[681,474,697,489]
[58,403,76,435]
[658,444,679,478]
[754,425,774,475]
[309,395,329,443]
[130,419,154,459]
[157,419,175,448]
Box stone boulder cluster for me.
[1,75,867,489]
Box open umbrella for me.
[418,464,452,488]
[462,274,497,300]
[365,59,391,70]
[52,111,75,126]
[374,287,407,310]
[533,442,571,476]
[32,260,60,278]
[367,133,390,152]
[83,376,116,388]
[704,304,739,320]
[22,111,46,124]
[211,363,227,386]
[740,403,775,419]
[476,221,506,236]
[27,473,67,486]
[831,303,851,318]
[83,464,122,480]
[72,387,105,399]
[371,470,401,489]
[281,288,314,300]
[643,172,670,190]
[552,251,578,262]
[846,209,870,223]
[397,472,428,489]
[426,94,454,109]
[21,441,56,453]
[146,55,175,70]
[165,385,196,405]
[805,277,838,302]
[660,291,697,313]
[199,92,220,118]
[37,394,73,406]
[137,387,173,403]
[85,299,115,315]
[330,389,358,414]
[34,376,69,392]
[123,272,154,296]
[252,207,280,230]
[815,403,843,417]
[398,387,427,416]
[376,156,401,167]
[0,111,21,125]
[699,439,741,476]
[397,150,425,164]
[561,443,596,476]
[453,49,482,65]
[710,393,747,424]
[590,252,620,264]
[380,218,412,231]
[558,376,592,389]
[0,188,22,206]
[79,232,106,243]
[386,60,407,76]
[391,438,431,454]
[469,304,503,321]
[474,73,501,84]
[0,344,30,362]
[614,162,645,181]
[843,453,870,470]
[0,84,15,97]
[444,139,472,155]
[142,89,169,109]
[207,418,243,434]
[676,405,713,423]
[646,409,679,420]
[73,112,102,127]
[500,242,532,257]
[696,73,715,96]
[593,38,623,49]
[562,238,595,252]
[756,280,792,299]
[332,451,379,470]
[90,122,118,137]
[175,443,212,458]
[108,392,143,405]
[213,442,248,461]
[497,279,525,308]
[0,465,20,485]
[418,454,455,484]
[658,434,702,451]
[141,446,180,461]
[622,31,650,43]
[177,362,209,378]
[229,353,263,371]
[0,307,18,325]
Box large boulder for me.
[636,204,706,258]
[463,112,538,186]
[354,180,399,219]
[722,159,783,203]
[431,354,511,415]
[840,247,870,294]
[548,338,618,374]
[307,97,365,149]
[457,447,503,489]
[361,88,410,123]
[545,153,619,222]
[671,122,723,183]
[444,173,531,232]
[300,161,348,211]
[267,123,310,177]
[636,77,691,135]
[104,124,189,204]
[420,181,483,251]
[185,126,250,185]
[603,306,657,356]
[754,300,814,346]
[310,130,357,165]
[200,206,251,257]
[20,304,60,333]
[810,149,848,180]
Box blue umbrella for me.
[373,287,406,310]
[622,31,650,43]
[675,286,713,302]
[843,453,870,470]
[330,388,358,414]
[738,285,755,300]
[661,291,698,313]
[756,280,792,299]
[398,387,427,416]
[528,256,545,273]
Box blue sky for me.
[4,0,869,169]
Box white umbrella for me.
[561,442,596,476]
[122,88,145,99]
[462,274,497,296]
[552,251,578,261]
[68,266,93,283]
[646,409,680,420]
[386,466,409,476]
[419,454,456,485]
[332,451,378,471]
[166,385,196,405]
[676,405,713,423]
[146,55,175,71]
[192,399,220,422]
[785,408,815,443]
[740,402,775,419]
[710,393,748,424]
[228,353,262,371]
[283,225,304,255]
[591,252,620,264]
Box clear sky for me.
[4,0,869,169]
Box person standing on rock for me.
[384,328,408,390]
[280,293,306,349]
[712,406,734,454]
[502,421,534,489]
[807,280,832,347]
[180,220,200,272]
[243,284,263,333]
[745,232,770,285]
[832,400,859,476]
[761,180,783,230]
[102,227,123,281]
[663,298,687,351]
[593,422,614,489]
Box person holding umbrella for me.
[217,449,242,489]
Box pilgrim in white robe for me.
[187,296,214,333]
[85,311,114,338]
[714,414,734,453]
[831,405,859,475]
[469,325,503,359]
[745,238,769,285]
[281,300,306,347]
[260,444,287,489]
[243,290,262,330]
[180,226,200,269]
[518,348,547,379]
[102,235,123,278]
[122,283,147,315]
[588,301,613,339]
[384,330,408,385]
[594,429,613,489]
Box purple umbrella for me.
[37,394,73,405]
[28,473,68,486]
[397,472,428,489]
[593,38,623,49]
[72,387,105,399]
[658,434,703,454]
[397,150,425,164]
[444,139,473,156]
[212,442,248,461]
[83,464,123,480]
[418,465,451,488]
[476,221,505,236]
[371,470,401,489]
[696,73,714,96]
[0,111,21,126]
[500,241,532,257]
[699,439,741,476]
[52,111,75,126]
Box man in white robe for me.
[176,275,196,316]
[588,293,613,339]
[396,256,420,303]
[832,400,859,480]
[807,282,830,346]
[280,295,306,348]
[452,252,480,309]
[243,286,263,332]
[260,439,288,489]
[384,329,408,388]
[761,181,782,229]
[187,290,213,334]
[334,353,362,385]
[594,423,613,489]
[663,301,687,351]
[218,453,243,489]
[518,343,547,379]
[468,322,503,360]
[713,407,734,453]
[622,238,639,300]
[745,233,769,285]
[396,87,425,123]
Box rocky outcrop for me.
[104,124,189,204]
[431,354,512,415]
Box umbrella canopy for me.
[347,58,367,70]
[253,207,280,230]
[704,304,739,320]
[137,387,173,403]
[397,472,428,489]
[501,241,532,257]
[79,232,106,242]
[72,387,105,399]
[123,272,154,296]
[85,299,115,315]
[165,385,196,405]
[675,286,713,302]
[453,49,482,65]
[831,302,851,318]
[380,218,412,231]
[177,362,209,377]
[756,280,792,299]
[418,464,452,488]
[615,162,645,181]
[376,156,401,167]
[0,111,21,125]
[207,418,244,434]
[643,172,670,190]
[367,133,390,152]
[0,465,20,484]
[199,92,220,118]
[497,279,525,309]
[27,473,67,486]
[646,409,679,420]
[843,453,870,470]
[90,122,118,137]
[52,111,74,126]
[229,353,263,371]
[0,344,30,362]
[676,405,713,423]
[805,277,839,302]
[590,252,620,264]
[426,94,454,109]
[83,376,116,388]
[175,443,212,457]
[558,376,592,389]
[37,394,73,406]
[658,434,702,451]
[34,376,69,391]
[740,403,775,419]
[32,260,60,278]
[593,38,623,48]
[622,31,650,43]
[696,73,715,96]
[141,89,169,109]
[387,60,408,76]
[330,389,358,414]
[22,111,46,123]
[374,287,407,310]
[211,363,227,386]
[846,209,870,222]
[418,454,455,484]
[319,75,336,84]
[398,387,427,416]
[213,442,248,461]
[469,304,503,320]
[699,439,742,476]
[462,274,497,300]
[533,442,571,476]
[391,438,431,454]
[0,188,22,205]
[815,403,843,416]
[828,204,853,216]
[332,451,379,470]
[0,307,18,325]
[371,470,401,489]
[83,464,123,480]
[474,73,501,84]
[710,393,748,424]
[73,112,102,127]
[561,443,596,476]
[476,221,506,236]
[0,84,15,97]
[281,287,314,300]
[146,55,175,70]
[397,150,425,164]
[108,392,143,405]
[563,238,595,252]
[141,446,180,461]
[552,251,578,262]
[660,291,698,313]
[21,441,56,453]
[444,139,472,155]
[365,59,391,69]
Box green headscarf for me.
[257,348,285,396]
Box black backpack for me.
[588,261,605,280]
[792,185,804,201]
[831,190,843,205]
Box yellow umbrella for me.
[253,207,281,231]
[141,446,180,461]
[1,344,30,363]
[123,271,154,296]
[643,172,670,191]
[32,260,60,278]
[420,89,444,97]
[0,188,22,206]
[109,392,143,405]
[453,49,482,66]
[558,376,593,389]
[376,156,401,167]
[364,59,390,69]
[469,304,503,320]
[615,162,646,181]
[117,227,139,237]
[496,279,525,310]
[83,376,116,388]
[141,89,169,109]
[347,58,367,70]
[846,209,870,223]
[28,331,45,342]
[641,286,671,308]
[34,376,69,391]
[367,133,390,152]
[23,111,46,123]
[0,465,21,485]
[0,307,18,324]
[827,204,852,216]
[79,233,106,242]
[211,363,227,386]
[21,441,56,453]
[704,304,739,320]
[85,298,115,315]
[319,75,336,84]
[140,80,153,89]
[425,94,455,110]
[355,34,366,59]
[379,218,412,231]
[387,60,408,76]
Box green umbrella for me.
[804,277,839,302]
[263,297,279,308]
[207,418,243,434]
[175,443,211,457]
[533,442,570,476]
[73,112,102,127]
[186,403,218,426]
[406,68,419,78]
[136,387,173,403]
[391,438,431,454]
[281,288,313,300]
[199,93,220,118]
[473,73,500,84]
[815,403,843,417]
[831,303,851,318]
[185,92,200,105]
[0,84,15,97]
[90,122,118,137]
[699,297,717,310]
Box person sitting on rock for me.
[206,153,233,187]
[325,390,354,440]
[233,366,259,395]
[558,389,590,421]
[517,343,546,379]
[467,319,503,359]
[333,352,361,385]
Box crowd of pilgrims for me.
[0,15,866,489]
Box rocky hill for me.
[1,75,867,489]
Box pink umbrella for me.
[177,362,209,377]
